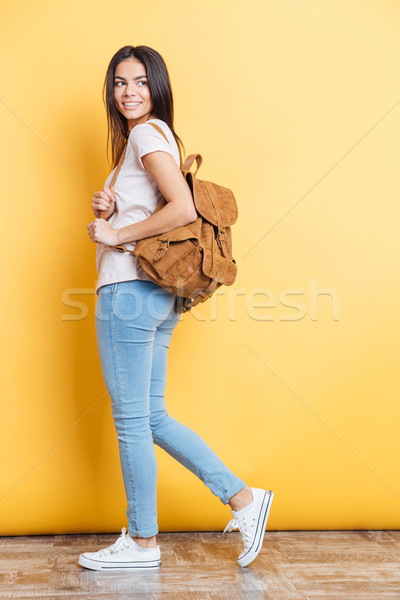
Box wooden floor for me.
[0,530,399,599]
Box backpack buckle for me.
[175,296,192,314]
[153,240,170,262]
[216,227,225,250]
[112,244,135,255]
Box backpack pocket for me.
[133,227,201,282]
[201,248,237,287]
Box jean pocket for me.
[96,287,113,320]
[98,282,118,295]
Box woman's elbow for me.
[180,203,198,226]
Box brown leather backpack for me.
[102,123,238,313]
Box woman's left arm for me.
[87,151,197,246]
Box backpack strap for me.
[100,122,168,221]
[181,154,203,176]
[100,144,127,220]
[147,121,169,143]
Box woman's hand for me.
[87,218,119,246]
[91,186,116,219]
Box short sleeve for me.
[129,123,175,169]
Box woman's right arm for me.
[91,186,116,220]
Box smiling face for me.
[113,58,155,130]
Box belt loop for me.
[112,282,118,293]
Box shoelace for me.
[223,516,254,550]
[98,527,131,557]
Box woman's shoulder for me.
[129,119,176,152]
[129,119,173,142]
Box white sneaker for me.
[78,527,161,571]
[223,488,274,567]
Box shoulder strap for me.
[100,144,127,219]
[148,121,169,143]
[100,123,168,221]
[181,154,203,176]
[103,122,167,200]
[109,145,127,187]
[149,121,184,169]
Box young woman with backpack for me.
[79,45,273,571]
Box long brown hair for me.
[103,45,184,168]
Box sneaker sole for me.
[78,554,161,571]
[237,490,274,568]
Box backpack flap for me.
[182,154,238,228]
[188,178,238,228]
[134,226,200,280]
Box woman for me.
[79,45,273,571]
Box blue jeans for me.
[95,280,246,538]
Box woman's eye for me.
[114,81,124,86]
[138,80,147,86]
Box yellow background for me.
[1,0,399,535]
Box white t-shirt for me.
[95,119,180,293]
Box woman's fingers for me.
[104,186,116,201]
[92,188,115,209]
[97,188,115,205]
[95,191,110,204]
[87,220,94,239]
[87,219,99,240]
[92,199,109,211]
[92,196,110,210]
[91,188,116,220]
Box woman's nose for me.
[124,84,137,96]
